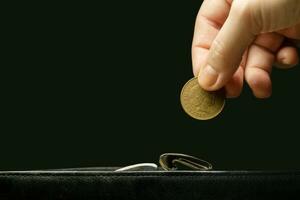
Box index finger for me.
[192,0,233,76]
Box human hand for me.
[192,0,300,98]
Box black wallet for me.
[1,153,299,199]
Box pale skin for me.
[192,0,300,98]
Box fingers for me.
[192,0,233,76]
[224,50,248,98]
[245,45,274,98]
[192,48,209,76]
[225,66,244,98]
[192,16,218,76]
[275,46,299,69]
[192,0,300,100]
[197,1,255,91]
[244,33,283,98]
[254,33,284,53]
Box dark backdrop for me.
[2,1,300,170]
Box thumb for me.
[198,2,255,91]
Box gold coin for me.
[180,77,225,120]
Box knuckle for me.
[209,39,234,74]
[230,0,252,18]
[231,0,260,33]
[210,39,227,66]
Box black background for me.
[2,0,300,170]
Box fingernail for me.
[198,65,218,87]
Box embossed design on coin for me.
[180,77,225,120]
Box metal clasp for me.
[115,153,212,171]
[159,153,213,171]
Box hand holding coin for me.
[182,1,300,120]
[192,0,300,99]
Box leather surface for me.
[0,170,300,199]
